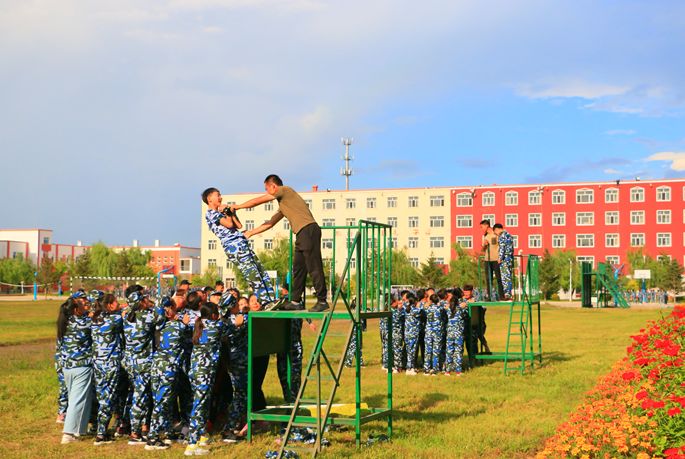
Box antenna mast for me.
[340,137,354,191]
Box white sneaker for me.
[406,369,417,376]
[392,369,399,374]
[61,433,78,444]
[185,444,210,456]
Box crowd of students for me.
[54,281,299,456]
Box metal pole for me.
[569,259,573,303]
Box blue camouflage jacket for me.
[59,315,93,369]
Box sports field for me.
[0,300,668,458]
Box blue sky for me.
[1,0,684,246]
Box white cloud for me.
[603,168,622,175]
[646,152,685,171]
[516,79,630,100]
[605,129,635,136]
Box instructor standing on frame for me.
[231,174,330,312]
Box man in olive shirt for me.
[231,174,329,312]
[480,219,504,301]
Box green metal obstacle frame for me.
[580,261,630,308]
[247,221,393,458]
[471,254,543,375]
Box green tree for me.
[447,244,479,287]
[0,255,36,287]
[193,265,221,289]
[391,250,419,286]
[539,249,561,300]
[88,242,118,277]
[663,259,684,293]
[418,256,448,288]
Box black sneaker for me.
[93,435,114,446]
[145,439,170,450]
[283,301,304,311]
[222,431,240,443]
[309,301,330,312]
[266,297,289,311]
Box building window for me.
[305,199,312,209]
[552,234,566,248]
[576,234,595,248]
[408,196,419,207]
[43,237,50,244]
[322,218,335,227]
[657,233,672,247]
[505,214,518,227]
[656,186,671,202]
[283,220,291,230]
[264,201,273,211]
[349,258,356,269]
[456,215,473,228]
[430,195,444,207]
[385,217,397,228]
[630,187,645,202]
[528,235,542,248]
[409,257,419,268]
[408,237,418,248]
[604,188,619,203]
[345,198,356,209]
[605,234,619,248]
[456,193,473,207]
[367,197,377,209]
[576,212,594,226]
[512,235,519,248]
[208,259,217,267]
[576,189,594,204]
[429,237,444,248]
[208,240,217,250]
[387,196,397,208]
[481,214,495,225]
[246,220,255,230]
[482,192,495,206]
[263,239,273,250]
[322,199,336,210]
[346,218,357,227]
[551,189,565,204]
[435,257,445,265]
[606,256,620,265]
[528,190,542,205]
[456,236,472,249]
[529,213,542,227]
[180,260,190,272]
[505,191,518,206]
[430,216,445,228]
[552,213,565,226]
[322,238,333,250]
[605,211,619,225]
[577,256,595,267]
[630,233,645,247]
[367,217,377,222]
[656,210,671,224]
[630,211,645,225]
[408,216,419,228]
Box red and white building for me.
[112,240,201,277]
[450,178,685,267]
[0,229,88,266]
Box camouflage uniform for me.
[423,302,443,373]
[123,308,156,435]
[498,230,515,297]
[224,312,248,432]
[438,300,448,371]
[344,319,366,367]
[91,311,124,436]
[60,315,93,369]
[60,314,94,435]
[205,209,275,307]
[276,318,304,403]
[445,307,467,373]
[403,303,422,370]
[391,305,405,371]
[148,305,188,442]
[188,319,225,445]
[54,340,68,415]
[379,317,389,369]
[177,308,201,424]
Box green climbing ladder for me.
[470,254,543,375]
[247,221,393,458]
[596,262,630,308]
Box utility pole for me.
[340,137,354,191]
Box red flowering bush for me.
[538,306,685,458]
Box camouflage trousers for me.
[404,323,420,370]
[128,359,152,434]
[344,324,364,367]
[379,318,389,368]
[501,257,514,297]
[392,320,404,370]
[423,328,443,373]
[55,360,68,415]
[445,324,466,373]
[224,238,274,307]
[225,359,247,432]
[93,362,121,436]
[188,361,219,444]
[148,356,180,440]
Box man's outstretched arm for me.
[232,194,275,211]
[243,212,284,239]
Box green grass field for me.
[0,301,670,458]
